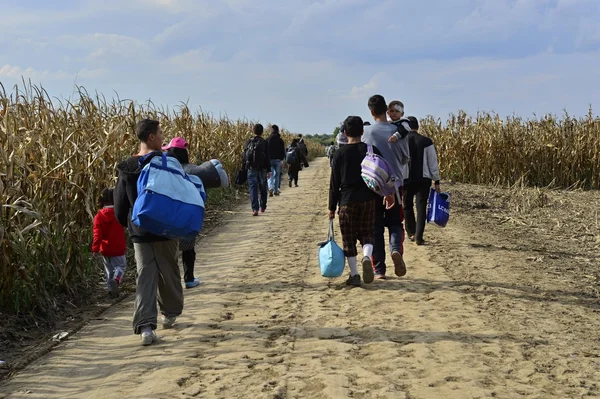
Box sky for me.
[1,0,599,134]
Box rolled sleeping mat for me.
[194,159,229,189]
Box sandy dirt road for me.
[1,157,599,399]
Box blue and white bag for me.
[132,153,207,240]
[317,220,345,278]
[426,188,450,228]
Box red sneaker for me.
[252,211,259,216]
[260,208,266,213]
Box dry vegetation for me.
[0,82,323,315]
[422,109,600,189]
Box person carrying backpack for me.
[114,119,183,346]
[286,139,308,187]
[362,95,410,280]
[329,116,395,287]
[243,124,271,216]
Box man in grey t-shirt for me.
[362,94,410,279]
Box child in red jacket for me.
[92,188,127,298]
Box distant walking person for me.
[326,141,337,167]
[286,139,308,187]
[114,119,183,346]
[243,124,271,216]
[92,188,127,298]
[362,95,410,279]
[403,117,441,245]
[297,134,309,158]
[267,125,285,197]
[336,124,348,147]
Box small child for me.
[92,188,127,298]
[387,100,412,143]
[329,116,395,287]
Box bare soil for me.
[1,158,599,399]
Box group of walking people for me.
[239,124,309,216]
[91,119,312,346]
[328,94,441,286]
[88,97,440,346]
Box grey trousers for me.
[132,241,184,334]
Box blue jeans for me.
[248,168,268,211]
[373,192,405,276]
[268,160,283,193]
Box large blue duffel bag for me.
[132,152,207,241]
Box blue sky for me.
[1,0,599,134]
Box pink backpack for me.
[361,145,400,197]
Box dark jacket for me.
[267,132,286,161]
[243,136,270,171]
[298,139,308,157]
[114,151,170,243]
[286,144,308,173]
[404,131,441,185]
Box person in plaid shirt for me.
[328,116,395,287]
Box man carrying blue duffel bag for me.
[115,119,205,346]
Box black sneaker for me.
[361,256,375,284]
[346,274,362,287]
[416,239,425,246]
[289,180,292,188]
[269,190,274,197]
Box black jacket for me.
[286,144,308,172]
[114,151,170,243]
[243,136,271,171]
[267,132,286,161]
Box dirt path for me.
[2,158,600,399]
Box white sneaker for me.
[162,315,176,329]
[141,328,156,346]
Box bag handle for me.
[366,144,374,155]
[328,219,335,241]
[161,152,168,169]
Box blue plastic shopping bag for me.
[426,188,450,228]
[132,152,207,241]
[317,220,345,278]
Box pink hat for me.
[162,137,188,150]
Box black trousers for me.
[182,249,196,282]
[403,181,431,242]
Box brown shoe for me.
[392,251,407,277]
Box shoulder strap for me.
[366,144,374,155]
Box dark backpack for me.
[286,147,299,165]
[245,138,266,169]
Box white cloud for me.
[345,73,387,99]
[0,0,599,133]
[0,64,69,80]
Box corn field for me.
[0,83,323,314]
[421,109,600,189]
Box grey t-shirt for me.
[361,121,410,183]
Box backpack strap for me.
[366,144,374,155]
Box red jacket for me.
[92,206,126,257]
